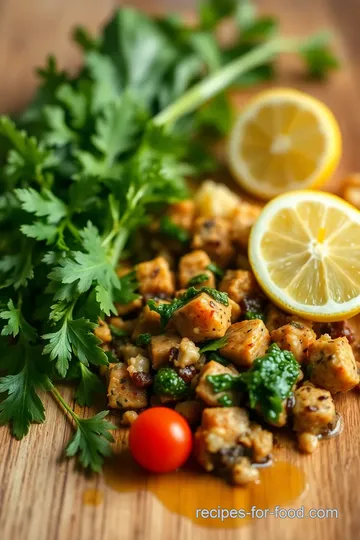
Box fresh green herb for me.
[207,373,243,394]
[153,367,188,397]
[159,216,189,243]
[206,262,224,278]
[244,311,265,321]
[109,324,128,338]
[115,271,140,306]
[209,352,230,366]
[207,344,299,422]
[199,335,228,353]
[187,273,209,287]
[52,386,116,472]
[75,363,105,407]
[148,286,229,328]
[217,394,235,407]
[0,2,338,470]
[136,333,152,347]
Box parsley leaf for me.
[65,410,115,472]
[0,299,37,341]
[48,223,120,315]
[0,344,51,439]
[16,188,67,224]
[43,306,108,378]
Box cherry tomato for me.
[129,407,193,473]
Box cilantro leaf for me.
[65,411,115,472]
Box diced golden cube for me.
[219,270,258,304]
[271,322,316,363]
[136,256,175,297]
[229,299,241,323]
[192,217,235,267]
[175,400,203,425]
[309,335,359,393]
[196,360,239,407]
[94,321,112,343]
[172,292,232,343]
[265,304,313,333]
[219,320,271,368]
[115,297,143,317]
[132,304,166,340]
[230,202,262,250]
[194,407,272,484]
[194,407,251,471]
[293,382,336,435]
[178,250,215,289]
[149,332,182,370]
[195,180,240,219]
[166,200,195,231]
[107,363,147,409]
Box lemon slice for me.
[228,88,342,200]
[249,191,360,322]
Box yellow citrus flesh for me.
[228,88,342,200]
[249,191,360,322]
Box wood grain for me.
[1,1,360,539]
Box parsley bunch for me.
[0,2,338,471]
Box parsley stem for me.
[153,37,300,127]
[50,385,80,427]
[66,219,81,241]
[111,227,129,267]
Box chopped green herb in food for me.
[136,333,152,347]
[187,273,209,287]
[159,216,189,243]
[109,325,128,338]
[153,367,188,397]
[206,262,224,278]
[148,286,229,328]
[217,394,235,407]
[199,335,228,353]
[244,311,265,321]
[207,344,300,421]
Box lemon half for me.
[229,88,342,200]
[249,191,360,321]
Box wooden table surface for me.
[1,1,360,540]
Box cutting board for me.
[1,1,360,539]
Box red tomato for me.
[129,407,193,473]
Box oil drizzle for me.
[82,488,104,506]
[104,452,307,529]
